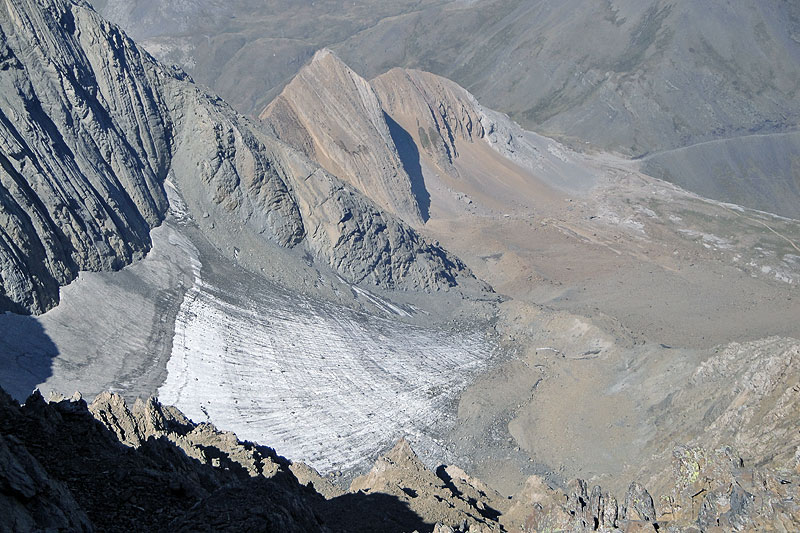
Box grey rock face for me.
[0,0,171,313]
[622,482,657,524]
[0,0,472,315]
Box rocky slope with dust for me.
[3,2,800,531]
[2,387,798,532]
[254,50,800,505]
[0,0,477,315]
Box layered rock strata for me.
[0,0,474,315]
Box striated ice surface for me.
[158,270,492,473]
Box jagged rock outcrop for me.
[2,386,799,532]
[656,445,800,530]
[260,49,423,225]
[634,337,800,500]
[350,438,506,531]
[0,0,172,314]
[89,391,286,479]
[0,387,330,532]
[0,0,474,315]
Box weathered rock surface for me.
[370,66,582,191]
[261,49,423,225]
[350,438,506,531]
[1,385,799,532]
[0,0,171,313]
[638,337,800,496]
[0,0,475,315]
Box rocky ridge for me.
[2,386,798,532]
[91,0,800,218]
[370,67,576,189]
[0,0,476,315]
[260,49,424,225]
[264,54,597,213]
[0,0,172,313]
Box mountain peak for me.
[307,48,355,77]
[310,47,336,63]
[261,50,425,225]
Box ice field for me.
[158,267,493,473]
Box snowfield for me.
[158,272,493,473]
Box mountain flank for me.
[92,0,800,218]
[0,0,480,315]
[261,49,424,225]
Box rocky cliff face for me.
[0,0,172,313]
[0,0,474,315]
[2,387,798,532]
[260,49,424,225]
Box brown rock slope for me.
[370,67,488,177]
[260,49,424,225]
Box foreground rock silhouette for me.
[1,386,798,532]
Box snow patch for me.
[351,286,412,317]
[159,277,491,473]
[677,229,733,250]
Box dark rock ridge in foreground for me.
[1,386,798,532]
[0,0,477,315]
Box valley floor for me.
[2,92,799,505]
